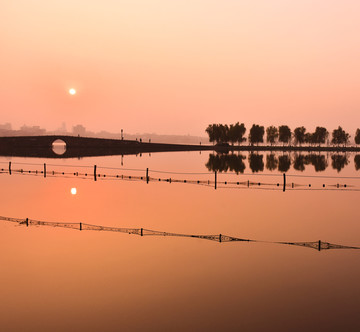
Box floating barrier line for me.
[1,160,360,179]
[1,166,359,191]
[286,174,360,179]
[1,215,359,251]
[150,170,209,175]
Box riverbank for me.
[0,135,359,159]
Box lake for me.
[1,150,360,331]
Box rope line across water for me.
[1,215,359,252]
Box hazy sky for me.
[1,0,359,135]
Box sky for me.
[1,0,359,136]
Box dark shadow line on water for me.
[1,216,359,252]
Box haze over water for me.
[1,151,360,331]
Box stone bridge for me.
[0,135,209,158]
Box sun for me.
[71,187,77,195]
[69,88,76,95]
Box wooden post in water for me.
[8,162,11,175]
[283,173,286,192]
[318,240,321,251]
[80,222,82,231]
[141,228,143,236]
[146,168,149,184]
[94,165,97,181]
[26,218,29,227]
[44,163,46,178]
[214,171,217,190]
[219,234,222,243]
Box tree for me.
[355,129,360,145]
[206,124,230,144]
[278,125,292,145]
[249,124,264,145]
[228,124,237,145]
[266,126,278,145]
[305,132,312,145]
[218,124,229,144]
[331,126,350,145]
[229,122,246,145]
[293,127,306,146]
[312,127,328,145]
[205,124,216,143]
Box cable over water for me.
[1,215,359,251]
[1,163,359,192]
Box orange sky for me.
[1,0,359,135]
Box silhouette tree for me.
[228,124,237,145]
[331,126,350,145]
[266,153,278,171]
[278,155,291,172]
[218,124,229,144]
[331,154,349,172]
[266,126,278,145]
[207,123,246,145]
[355,129,360,145]
[293,154,306,171]
[278,125,292,145]
[305,132,312,145]
[230,122,247,145]
[249,153,264,172]
[206,124,229,144]
[355,155,360,171]
[293,127,306,146]
[312,127,328,145]
[205,124,216,144]
[249,124,264,145]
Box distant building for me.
[72,124,87,136]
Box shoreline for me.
[0,135,360,159]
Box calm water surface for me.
[1,151,360,331]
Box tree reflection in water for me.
[206,152,355,173]
[331,154,349,172]
[205,153,246,174]
[266,154,278,171]
[249,153,264,173]
[307,154,327,172]
[355,155,360,171]
[293,154,306,171]
[278,155,291,172]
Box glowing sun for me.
[71,187,77,195]
[69,88,76,95]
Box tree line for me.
[206,123,360,146]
